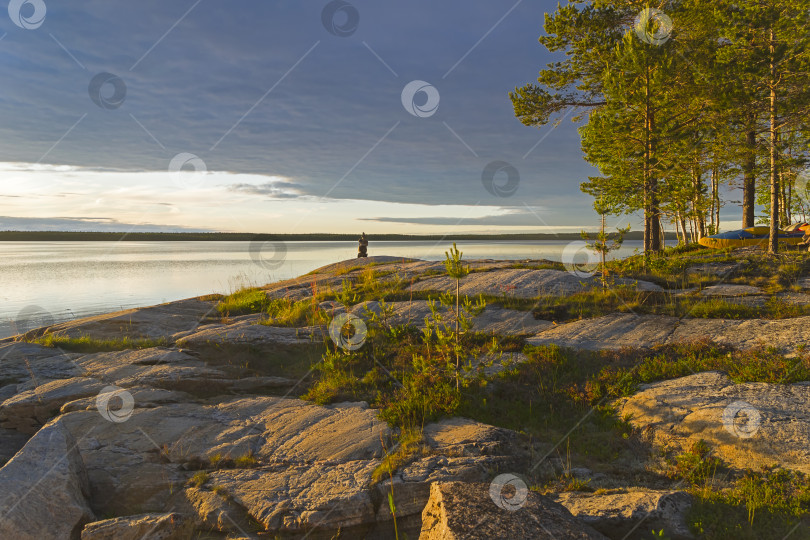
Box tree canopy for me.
[512,0,810,253]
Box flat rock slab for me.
[527,314,810,355]
[76,348,229,390]
[18,298,218,341]
[174,320,318,347]
[702,292,810,308]
[527,314,678,351]
[687,263,738,276]
[0,346,301,435]
[59,397,390,516]
[0,376,109,434]
[61,386,192,414]
[473,306,552,335]
[410,269,661,299]
[0,419,94,540]
[177,444,512,538]
[775,291,810,306]
[307,258,521,282]
[308,256,423,275]
[0,341,83,385]
[671,316,810,355]
[344,301,549,336]
[699,284,762,296]
[419,481,607,539]
[0,427,29,465]
[553,490,693,540]
[0,347,241,433]
[199,460,380,533]
[81,512,193,540]
[349,300,435,328]
[617,372,810,473]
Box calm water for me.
[0,240,644,338]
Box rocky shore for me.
[1,255,808,539]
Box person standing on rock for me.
[358,232,368,258]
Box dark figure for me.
[358,232,368,258]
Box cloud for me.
[229,180,308,200]
[0,0,596,214]
[0,216,211,232]
[360,207,550,227]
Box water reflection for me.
[0,240,644,338]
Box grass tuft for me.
[216,288,271,316]
[31,334,169,353]
[188,471,210,488]
[234,452,258,468]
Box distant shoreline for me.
[0,231,670,242]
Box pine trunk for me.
[743,129,757,228]
[643,63,661,253]
[768,27,779,254]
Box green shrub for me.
[668,440,723,487]
[688,467,810,539]
[593,342,810,399]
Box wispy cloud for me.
[0,216,210,232]
[229,180,308,200]
[361,207,548,227]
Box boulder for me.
[422,417,521,457]
[81,512,192,540]
[553,489,693,540]
[0,419,94,539]
[386,455,514,523]
[617,372,810,473]
[418,481,608,539]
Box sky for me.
[0,0,745,234]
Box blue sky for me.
[0,0,739,234]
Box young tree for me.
[443,243,469,391]
[581,193,630,286]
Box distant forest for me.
[0,231,670,242]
